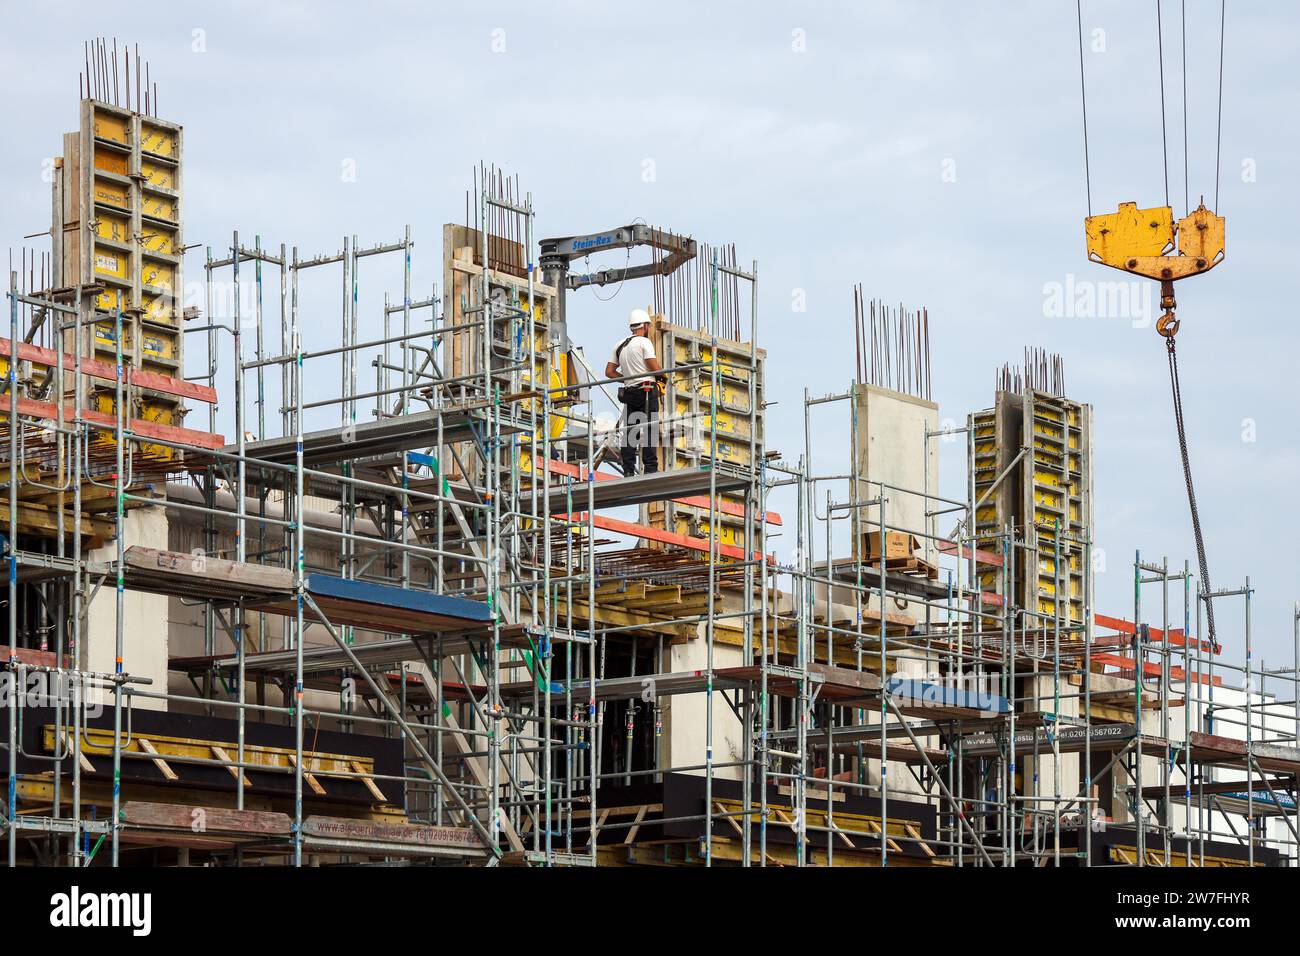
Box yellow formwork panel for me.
[515,394,566,447]
[93,145,128,176]
[143,293,178,325]
[141,191,178,221]
[1033,423,1064,444]
[141,159,177,191]
[671,402,755,442]
[1038,598,1083,622]
[92,109,130,146]
[1036,576,1083,601]
[140,329,179,364]
[1038,554,1083,577]
[670,516,743,548]
[1033,488,1063,509]
[92,177,130,210]
[140,258,176,293]
[139,223,178,256]
[139,122,178,158]
[1035,469,1065,488]
[138,398,180,426]
[669,342,754,384]
[93,392,180,461]
[650,497,747,532]
[92,210,130,245]
[92,245,128,280]
[690,378,753,410]
[93,283,132,312]
[670,435,752,468]
[93,320,130,354]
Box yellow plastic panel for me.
[93,178,130,210]
[139,123,178,158]
[93,146,128,176]
[141,159,177,190]
[92,109,130,146]
[140,258,176,293]
[93,246,128,280]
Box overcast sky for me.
[2,1,1296,673]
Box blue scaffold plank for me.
[886,677,1011,716]
[304,573,492,626]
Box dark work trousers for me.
[620,384,660,476]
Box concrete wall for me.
[663,629,747,781]
[851,383,940,567]
[85,505,170,711]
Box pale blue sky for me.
[2,1,1296,672]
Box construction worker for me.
[606,308,662,475]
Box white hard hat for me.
[628,308,651,329]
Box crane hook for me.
[1156,311,1180,338]
[1155,279,1180,339]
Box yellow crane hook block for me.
[1085,201,1224,282]
[1085,201,1224,338]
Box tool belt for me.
[617,382,655,403]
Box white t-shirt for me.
[612,335,657,385]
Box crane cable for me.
[1077,0,1227,651]
[1165,334,1217,649]
[1159,0,1228,652]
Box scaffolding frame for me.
[3,173,1299,868]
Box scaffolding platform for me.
[886,677,1011,720]
[223,405,525,468]
[114,803,486,859]
[126,546,494,636]
[532,465,752,513]
[1190,731,1300,774]
[171,625,535,679]
[530,663,881,706]
[124,545,293,603]
[284,572,492,632]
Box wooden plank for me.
[0,336,217,403]
[350,759,387,803]
[441,710,525,853]
[55,726,377,780]
[558,511,771,563]
[6,394,225,449]
[64,731,95,772]
[624,804,649,845]
[121,801,292,835]
[136,736,178,781]
[935,538,1003,567]
[534,595,696,640]
[594,580,648,604]
[9,500,112,539]
[302,815,481,849]
[209,745,250,788]
[586,808,610,847]
[1092,652,1222,687]
[1095,612,1215,653]
[0,645,62,667]
[622,586,683,610]
[123,545,293,594]
[288,753,326,796]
